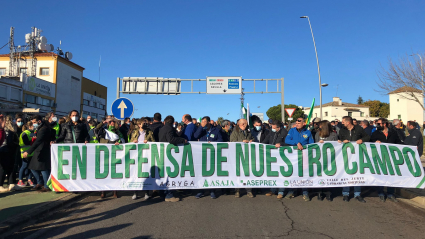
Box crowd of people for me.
[0,110,423,204]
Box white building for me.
[0,53,107,118]
[388,86,424,124]
[303,97,371,121]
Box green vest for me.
[19,130,34,158]
[53,122,60,139]
[89,126,99,143]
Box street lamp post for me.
[301,16,324,119]
[410,54,424,109]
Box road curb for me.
[0,192,89,236]
[396,188,425,207]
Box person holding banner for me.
[159,115,187,202]
[370,118,400,202]
[17,121,37,187]
[129,117,156,200]
[23,115,56,192]
[193,116,222,199]
[55,110,90,144]
[338,116,370,203]
[285,117,314,201]
[405,120,424,156]
[263,120,288,199]
[231,118,255,198]
[314,120,338,201]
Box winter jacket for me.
[285,127,314,146]
[251,127,270,143]
[370,128,401,144]
[230,126,254,142]
[56,121,90,143]
[263,128,288,145]
[404,128,423,156]
[182,123,197,141]
[194,125,223,142]
[158,123,186,145]
[220,128,232,142]
[119,124,131,143]
[26,121,56,171]
[129,128,155,143]
[314,131,338,142]
[0,128,5,146]
[392,126,406,143]
[338,125,370,142]
[363,126,373,137]
[149,121,164,142]
[0,128,18,153]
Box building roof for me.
[305,101,368,110]
[82,77,107,87]
[388,86,422,94]
[0,52,85,70]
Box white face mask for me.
[71,116,79,122]
[52,117,57,122]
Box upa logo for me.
[318,179,326,186]
[284,180,290,186]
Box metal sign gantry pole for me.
[117,77,285,123]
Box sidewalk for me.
[0,185,85,235]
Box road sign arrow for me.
[118,100,127,119]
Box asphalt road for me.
[5,189,425,239]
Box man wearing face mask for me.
[220,120,232,142]
[251,118,270,143]
[194,116,223,143]
[54,110,89,144]
[370,118,400,202]
[45,112,60,140]
[119,118,131,143]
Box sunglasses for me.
[296,120,303,122]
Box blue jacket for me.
[285,127,314,146]
[183,123,197,141]
[194,125,223,142]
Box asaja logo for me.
[318,179,326,186]
[303,134,308,139]
[284,180,290,186]
[203,179,234,188]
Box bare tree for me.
[377,52,425,110]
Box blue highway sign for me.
[111,98,134,120]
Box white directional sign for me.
[206,76,242,94]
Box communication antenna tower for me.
[8,27,15,76]
[240,88,245,119]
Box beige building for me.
[303,97,371,121]
[388,86,424,123]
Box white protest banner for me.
[48,142,425,192]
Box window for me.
[40,68,49,76]
[360,112,365,117]
[92,113,98,119]
[398,115,401,119]
[82,111,90,118]
[99,104,105,110]
[83,100,89,106]
[0,68,6,76]
[315,113,317,117]
[397,99,399,102]
[26,94,37,104]
[71,76,80,81]
[93,102,97,108]
[0,85,6,99]
[348,112,352,117]
[10,88,20,101]
[20,68,27,74]
[42,98,51,107]
[325,112,328,117]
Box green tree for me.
[378,103,390,118]
[266,104,303,123]
[357,96,364,105]
[216,117,224,125]
[363,100,390,118]
[363,100,381,117]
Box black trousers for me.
[0,151,16,187]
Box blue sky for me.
[1,0,424,122]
